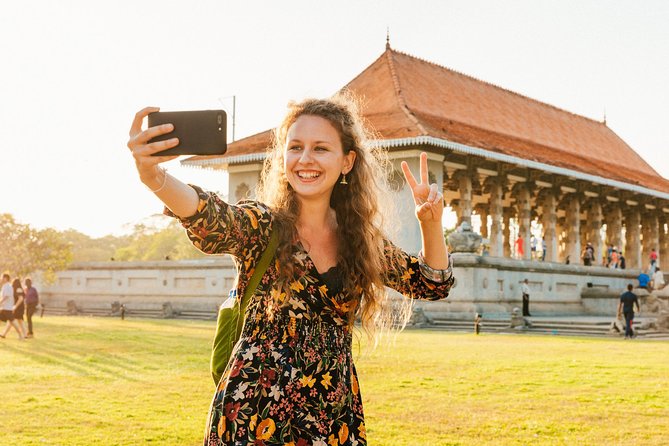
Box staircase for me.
[428,316,664,338]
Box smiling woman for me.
[126,92,453,445]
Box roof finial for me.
[603,107,607,125]
[386,27,391,50]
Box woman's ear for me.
[343,150,357,174]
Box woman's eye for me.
[288,146,301,151]
[315,146,328,152]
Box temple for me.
[183,46,669,273]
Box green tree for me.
[0,214,72,283]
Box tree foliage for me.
[0,213,208,282]
[0,214,73,283]
[112,220,206,261]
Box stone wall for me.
[41,258,237,315]
[41,255,639,319]
[411,253,640,320]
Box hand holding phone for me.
[148,110,228,156]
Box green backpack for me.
[210,229,279,385]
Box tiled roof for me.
[184,47,669,194]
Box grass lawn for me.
[1,316,668,445]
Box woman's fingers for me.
[129,106,160,137]
[420,152,428,185]
[427,183,438,202]
[400,161,418,190]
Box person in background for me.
[637,271,651,291]
[24,277,39,338]
[652,267,665,290]
[582,242,594,266]
[521,278,531,317]
[515,236,524,259]
[541,235,546,262]
[617,284,640,339]
[618,252,626,270]
[649,248,658,275]
[0,273,25,340]
[609,247,619,269]
[11,278,26,338]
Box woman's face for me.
[283,115,356,203]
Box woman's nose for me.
[298,147,314,164]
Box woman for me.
[128,95,454,445]
[12,278,26,338]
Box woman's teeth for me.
[298,172,320,179]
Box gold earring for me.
[340,173,348,185]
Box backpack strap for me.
[238,228,279,323]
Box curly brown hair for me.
[256,92,410,338]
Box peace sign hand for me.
[400,152,444,224]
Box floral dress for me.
[169,186,454,446]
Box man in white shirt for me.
[0,272,25,339]
[652,267,665,290]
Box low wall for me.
[41,258,237,315]
[412,253,640,320]
[41,255,641,319]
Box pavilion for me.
[183,44,669,272]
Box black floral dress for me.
[168,186,454,446]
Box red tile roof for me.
[185,47,669,194]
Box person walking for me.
[24,278,39,338]
[127,96,454,445]
[521,278,531,316]
[617,284,640,339]
[0,273,25,340]
[11,278,27,338]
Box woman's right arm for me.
[127,107,199,218]
[126,107,272,258]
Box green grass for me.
[1,317,668,445]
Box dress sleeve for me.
[383,239,454,301]
[164,185,272,261]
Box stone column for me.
[660,217,669,268]
[485,176,506,257]
[564,194,581,264]
[648,212,660,269]
[514,184,532,260]
[608,204,623,254]
[479,207,489,239]
[625,209,641,269]
[541,190,559,262]
[588,200,603,266]
[455,171,473,227]
[503,207,513,258]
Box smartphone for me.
[148,110,227,156]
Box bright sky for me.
[2,0,668,238]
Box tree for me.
[0,214,72,283]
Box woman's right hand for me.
[127,107,180,189]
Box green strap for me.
[238,229,279,326]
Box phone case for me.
[148,110,227,156]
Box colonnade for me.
[447,171,668,270]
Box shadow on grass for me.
[2,342,144,381]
